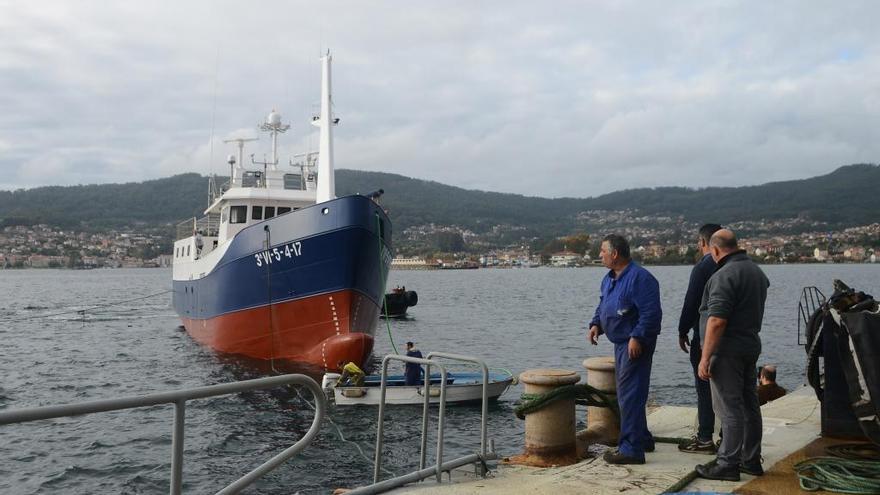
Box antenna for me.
[222,137,258,186]
[259,109,290,170]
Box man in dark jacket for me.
[404,341,424,386]
[757,365,787,405]
[589,234,662,465]
[695,229,769,481]
[678,224,721,454]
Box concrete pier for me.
[387,387,821,494]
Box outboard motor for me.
[321,373,341,396]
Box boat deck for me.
[385,386,826,494]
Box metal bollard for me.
[576,356,619,447]
[508,369,581,467]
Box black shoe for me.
[645,443,655,453]
[695,462,740,481]
[740,461,764,476]
[678,436,717,455]
[603,449,645,465]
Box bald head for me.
[710,229,738,252]
[707,229,739,263]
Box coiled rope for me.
[514,384,618,420]
[794,457,880,493]
[826,443,880,461]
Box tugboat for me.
[381,286,418,318]
[171,53,392,370]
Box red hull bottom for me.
[182,289,378,370]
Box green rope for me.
[661,460,717,493]
[376,214,397,355]
[515,384,618,420]
[794,457,880,493]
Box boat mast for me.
[314,51,337,203]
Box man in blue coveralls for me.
[588,234,662,465]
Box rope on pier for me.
[794,457,880,493]
[514,384,618,420]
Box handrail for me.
[346,353,498,495]
[0,374,326,495]
[372,355,449,484]
[425,352,490,458]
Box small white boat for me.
[327,371,515,406]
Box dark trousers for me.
[614,339,656,459]
[689,335,716,441]
[710,353,762,468]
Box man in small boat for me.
[588,234,662,465]
[756,365,786,406]
[405,341,424,386]
[336,360,365,387]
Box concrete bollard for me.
[576,356,619,447]
[508,369,581,467]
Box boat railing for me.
[347,353,497,495]
[0,374,326,495]
[176,215,220,241]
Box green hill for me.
[0,164,877,236]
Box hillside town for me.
[3,215,877,269]
[0,225,171,269]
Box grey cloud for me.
[1,1,878,198]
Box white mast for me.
[314,51,336,203]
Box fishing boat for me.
[326,371,515,406]
[171,53,392,370]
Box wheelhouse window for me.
[221,207,228,224]
[264,207,276,219]
[252,206,263,220]
[230,205,247,224]
[277,207,291,215]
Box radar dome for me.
[267,110,282,126]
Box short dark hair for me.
[761,365,777,382]
[406,341,414,347]
[698,224,722,244]
[602,234,630,260]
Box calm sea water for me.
[0,264,877,494]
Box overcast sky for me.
[1,1,878,197]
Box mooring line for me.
[290,383,396,477]
[10,289,174,322]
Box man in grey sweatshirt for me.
[694,229,770,482]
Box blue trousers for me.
[614,339,655,459]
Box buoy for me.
[576,357,619,447]
[508,369,581,467]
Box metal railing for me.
[347,353,496,495]
[0,374,326,495]
[176,215,220,240]
[798,286,827,345]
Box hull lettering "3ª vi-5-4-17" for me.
[255,241,302,267]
